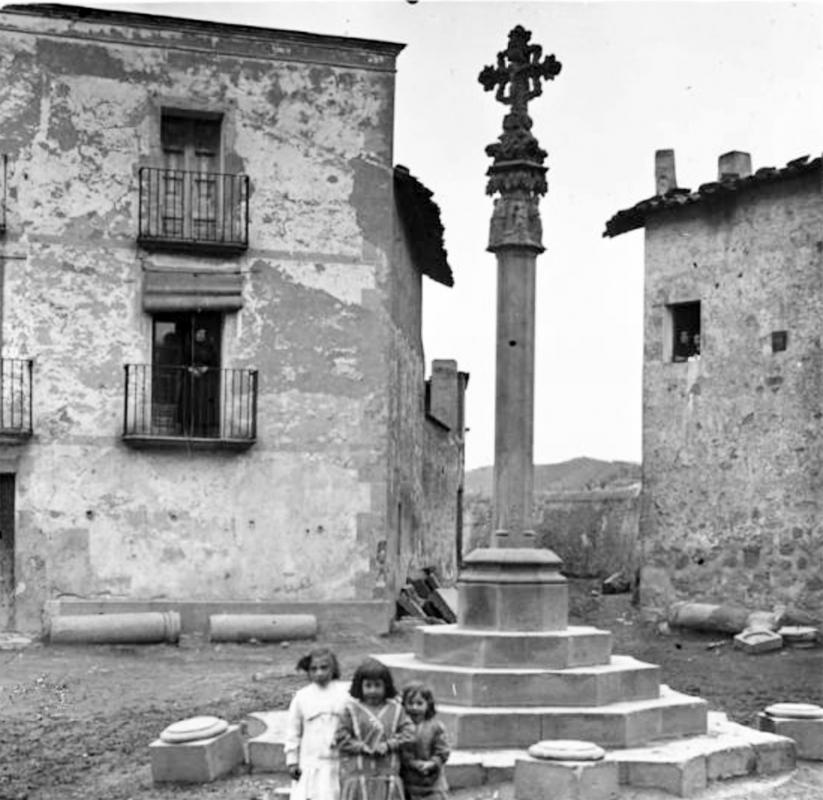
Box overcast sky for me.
[98,1,823,468]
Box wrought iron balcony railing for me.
[137,167,249,254]
[0,358,33,437]
[123,364,257,448]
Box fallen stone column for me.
[49,611,181,644]
[668,602,782,634]
[208,614,317,643]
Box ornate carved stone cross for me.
[477,26,562,549]
[479,25,562,121]
[479,26,562,197]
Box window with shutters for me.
[137,111,249,253]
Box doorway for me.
[0,474,15,630]
[152,312,222,437]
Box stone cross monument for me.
[480,25,561,548]
[366,32,790,794]
[454,27,566,633]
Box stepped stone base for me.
[446,713,795,797]
[415,623,613,668]
[436,685,708,749]
[243,712,794,797]
[379,652,660,707]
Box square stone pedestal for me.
[758,713,823,760]
[457,547,568,632]
[245,710,290,772]
[514,757,618,800]
[150,725,244,783]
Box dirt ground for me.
[2,580,822,800]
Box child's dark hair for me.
[401,681,436,719]
[295,647,341,679]
[349,657,397,700]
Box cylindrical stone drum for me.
[49,611,181,644]
[208,613,317,642]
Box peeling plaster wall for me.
[640,174,823,620]
[0,10,406,631]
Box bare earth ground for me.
[2,579,823,800]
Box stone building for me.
[606,148,823,619]
[0,4,466,635]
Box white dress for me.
[285,681,349,800]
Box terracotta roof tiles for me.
[604,154,822,238]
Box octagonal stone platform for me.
[379,652,661,707]
[443,713,795,797]
[434,685,708,750]
[415,624,613,669]
[245,709,794,797]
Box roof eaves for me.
[393,165,454,288]
[604,154,822,238]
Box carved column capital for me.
[488,195,544,252]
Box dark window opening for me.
[670,301,701,362]
[771,330,788,353]
[152,312,221,437]
[0,473,15,629]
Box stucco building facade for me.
[606,149,823,620]
[0,4,465,635]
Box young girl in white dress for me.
[285,647,349,800]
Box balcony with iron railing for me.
[137,167,249,254]
[122,364,258,449]
[0,358,33,440]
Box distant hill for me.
[464,457,641,496]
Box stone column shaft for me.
[493,248,536,545]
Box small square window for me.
[771,330,788,353]
[669,301,701,362]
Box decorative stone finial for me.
[480,26,561,252]
[479,25,562,197]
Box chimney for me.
[655,150,677,195]
[718,151,752,181]
[427,359,459,431]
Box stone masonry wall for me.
[384,211,464,593]
[640,173,823,621]
[465,487,640,578]
[0,9,402,631]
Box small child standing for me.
[399,683,450,800]
[285,647,349,800]
[334,657,415,800]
